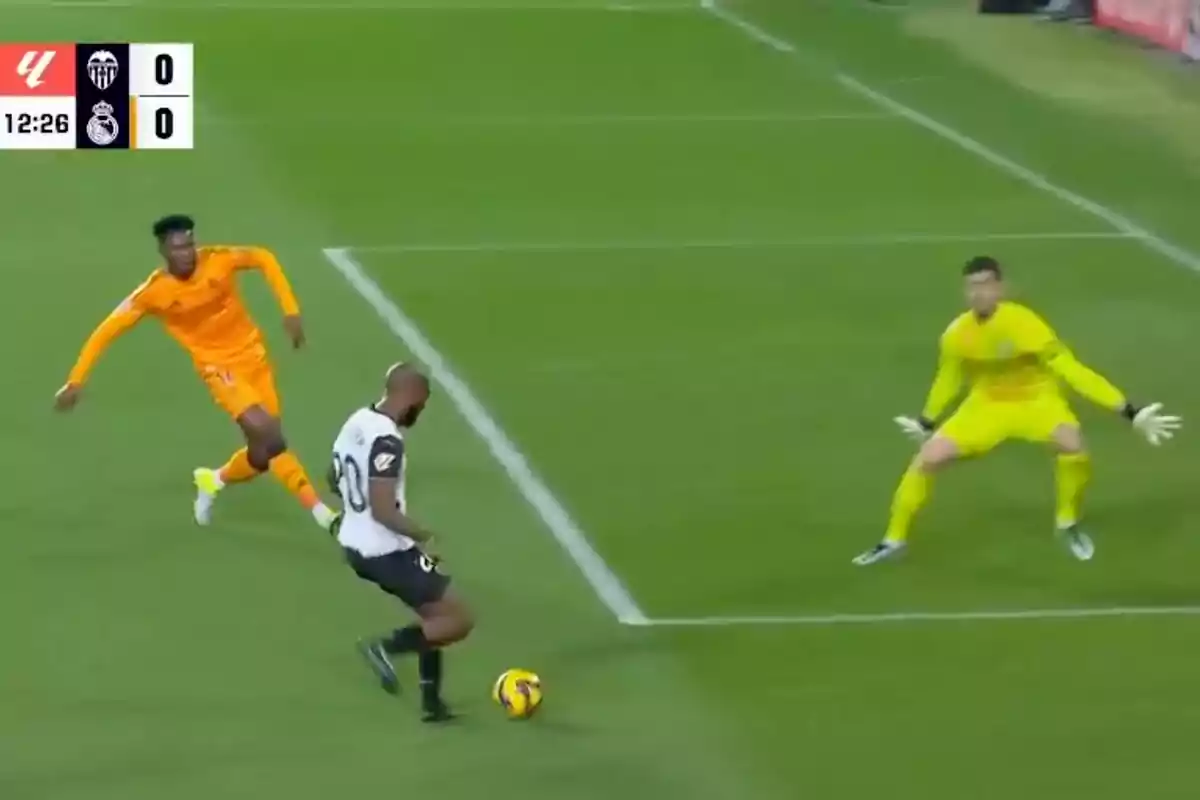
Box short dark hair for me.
[152,214,195,240]
[963,255,1001,279]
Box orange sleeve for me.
[66,289,148,385]
[234,246,300,316]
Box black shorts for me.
[344,546,450,610]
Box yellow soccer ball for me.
[492,668,543,720]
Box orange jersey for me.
[66,246,300,384]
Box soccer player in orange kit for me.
[55,215,338,531]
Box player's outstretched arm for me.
[896,344,963,442]
[1043,347,1126,410]
[1045,350,1182,444]
[1017,309,1180,444]
[237,247,304,348]
[55,299,145,411]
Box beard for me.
[398,403,424,428]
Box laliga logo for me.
[16,51,55,89]
[87,50,119,91]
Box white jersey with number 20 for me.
[331,406,410,557]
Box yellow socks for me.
[885,465,931,545]
[880,452,1089,549]
[1055,452,1091,529]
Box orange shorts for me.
[199,356,281,419]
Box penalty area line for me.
[321,247,648,626]
[636,606,1200,627]
[347,230,1134,255]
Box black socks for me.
[383,625,444,708]
[383,624,427,655]
[418,649,443,708]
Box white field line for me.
[645,607,1200,626]
[32,0,690,10]
[347,230,1133,255]
[201,110,890,128]
[700,0,1200,276]
[321,247,647,625]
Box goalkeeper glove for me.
[894,415,935,442]
[1122,402,1182,446]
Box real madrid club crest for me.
[86,101,119,146]
[86,50,120,91]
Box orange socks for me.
[218,447,323,513]
[269,451,321,510]
[218,447,261,484]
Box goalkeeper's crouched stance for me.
[854,256,1182,566]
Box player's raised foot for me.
[192,467,224,526]
[1057,524,1095,562]
[421,699,455,724]
[357,638,400,695]
[852,540,906,566]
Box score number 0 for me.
[153,54,174,140]
[133,44,193,149]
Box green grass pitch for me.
[4,1,1200,798]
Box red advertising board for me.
[1188,0,1200,59]
[1095,0,1199,58]
[1099,0,1195,56]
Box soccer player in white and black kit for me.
[329,363,474,722]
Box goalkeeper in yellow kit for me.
[853,256,1182,566]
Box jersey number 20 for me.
[331,453,368,513]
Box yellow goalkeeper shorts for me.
[937,391,1079,456]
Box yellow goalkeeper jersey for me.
[922,302,1127,420]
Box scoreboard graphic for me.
[0,43,193,150]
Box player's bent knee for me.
[239,410,287,462]
[264,432,287,459]
[420,592,474,645]
[441,594,474,642]
[422,615,471,646]
[442,613,473,644]
[265,421,288,457]
[915,436,959,472]
[1052,424,1085,454]
[237,405,281,440]
[246,442,273,472]
[452,603,475,640]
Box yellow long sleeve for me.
[1045,350,1126,411]
[921,348,964,421]
[239,247,300,316]
[66,301,145,385]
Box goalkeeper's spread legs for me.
[853,436,958,566]
[855,424,1098,565]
